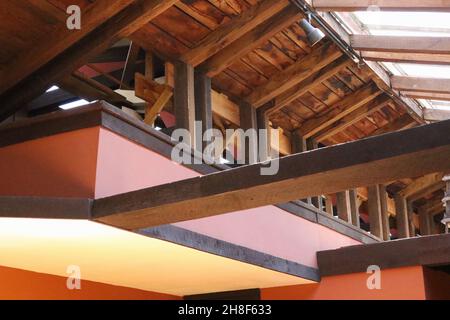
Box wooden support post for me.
[174,61,196,148]
[394,194,410,239]
[336,191,351,223]
[349,189,360,228]
[325,196,334,216]
[368,185,383,238]
[145,51,154,80]
[378,185,391,241]
[418,207,431,236]
[239,101,258,165]
[407,201,416,237]
[256,104,272,162]
[307,138,323,211]
[194,70,212,152]
[292,131,311,205]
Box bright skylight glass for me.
[348,11,450,109]
[59,99,90,110]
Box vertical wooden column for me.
[336,191,351,222]
[239,101,258,164]
[442,175,450,233]
[418,207,431,236]
[349,189,360,227]
[407,201,416,237]
[291,131,312,205]
[145,51,154,80]
[306,138,322,211]
[367,185,383,238]
[394,194,410,238]
[256,103,273,162]
[378,185,390,240]
[174,61,196,148]
[194,70,212,151]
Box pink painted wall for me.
[95,128,361,267]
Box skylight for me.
[345,11,450,110]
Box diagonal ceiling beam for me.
[268,56,353,115]
[313,94,391,142]
[246,42,343,108]
[0,0,133,95]
[311,0,450,12]
[0,0,178,122]
[424,108,450,122]
[181,0,289,66]
[297,81,381,138]
[368,114,416,137]
[198,4,302,78]
[92,119,450,230]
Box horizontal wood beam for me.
[297,81,381,138]
[361,51,450,65]
[398,173,444,199]
[181,0,289,66]
[92,119,450,230]
[424,108,450,122]
[351,35,450,54]
[403,91,450,102]
[0,0,177,122]
[392,76,450,94]
[311,0,450,11]
[199,4,302,78]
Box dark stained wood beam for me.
[174,61,196,144]
[0,0,177,122]
[198,4,302,78]
[181,0,289,66]
[194,70,213,151]
[311,0,450,12]
[247,42,343,108]
[92,119,450,230]
[314,94,391,142]
[392,76,450,95]
[297,81,381,138]
[0,0,134,95]
[351,35,450,54]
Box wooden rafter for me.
[0,0,178,122]
[92,118,450,230]
[198,4,302,78]
[392,76,450,95]
[361,51,450,65]
[369,114,416,137]
[246,42,343,107]
[398,173,444,199]
[297,81,381,138]
[181,0,289,66]
[424,109,450,122]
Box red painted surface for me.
[0,265,179,300]
[0,127,100,198]
[95,128,361,267]
[261,266,427,300]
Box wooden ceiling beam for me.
[403,91,450,102]
[198,4,302,78]
[409,181,446,202]
[314,94,391,142]
[351,35,450,54]
[368,114,416,136]
[424,108,450,122]
[297,81,381,138]
[92,119,450,230]
[361,51,450,65]
[268,56,353,115]
[0,0,178,122]
[181,0,289,66]
[247,42,343,108]
[392,76,450,95]
[398,173,444,199]
[311,0,450,12]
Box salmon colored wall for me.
[0,127,100,198]
[0,265,179,300]
[261,266,427,300]
[95,128,361,267]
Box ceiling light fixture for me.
[299,14,326,47]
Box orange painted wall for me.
[261,266,427,300]
[0,127,100,198]
[0,265,179,300]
